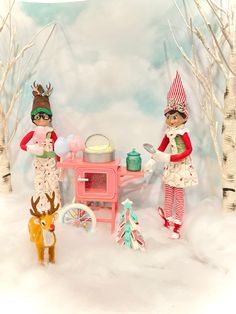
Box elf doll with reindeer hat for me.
[20,82,61,211]
[144,71,198,239]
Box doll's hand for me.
[143,158,156,172]
[26,144,44,156]
[152,151,170,162]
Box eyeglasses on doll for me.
[33,113,51,121]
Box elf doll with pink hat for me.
[144,71,198,239]
[20,82,61,211]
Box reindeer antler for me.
[46,191,59,215]
[31,81,41,96]
[31,81,45,96]
[45,83,53,97]
[30,196,42,217]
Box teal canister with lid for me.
[126,149,142,171]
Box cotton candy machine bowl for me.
[83,134,115,163]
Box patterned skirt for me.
[163,156,198,188]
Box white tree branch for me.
[5,87,21,121]
[201,94,222,168]
[170,22,212,93]
[206,0,224,27]
[0,42,34,98]
[209,7,232,49]
[194,0,233,48]
[208,0,227,15]
[193,26,223,65]
[0,22,56,100]
[174,0,228,78]
[207,23,236,75]
[173,0,190,29]
[190,18,198,73]
[0,0,15,32]
[7,117,19,146]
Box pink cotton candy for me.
[67,135,84,153]
[33,126,50,144]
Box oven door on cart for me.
[76,168,116,200]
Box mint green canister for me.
[126,149,142,172]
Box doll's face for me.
[32,113,51,127]
[165,111,186,128]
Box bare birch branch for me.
[7,118,19,146]
[195,0,233,48]
[0,42,34,97]
[169,21,211,93]
[0,0,15,32]
[207,23,236,75]
[208,0,227,15]
[5,87,21,121]
[174,0,228,78]
[200,94,222,168]
[173,0,190,29]
[190,18,198,70]
[163,41,171,82]
[194,26,221,62]
[189,1,232,77]
[194,0,215,39]
[14,23,56,94]
[210,121,222,168]
[206,0,225,28]
[208,6,232,50]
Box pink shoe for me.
[158,207,173,229]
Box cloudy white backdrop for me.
[9,0,219,201]
[1,1,234,314]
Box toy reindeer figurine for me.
[28,191,59,264]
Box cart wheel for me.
[60,203,96,232]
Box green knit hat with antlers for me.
[31,82,53,116]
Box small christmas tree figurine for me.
[116,199,145,251]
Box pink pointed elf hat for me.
[164,71,189,118]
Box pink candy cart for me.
[58,158,144,233]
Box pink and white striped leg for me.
[171,187,184,239]
[174,187,184,223]
[164,184,174,220]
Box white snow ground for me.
[1,192,236,314]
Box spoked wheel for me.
[60,203,96,232]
